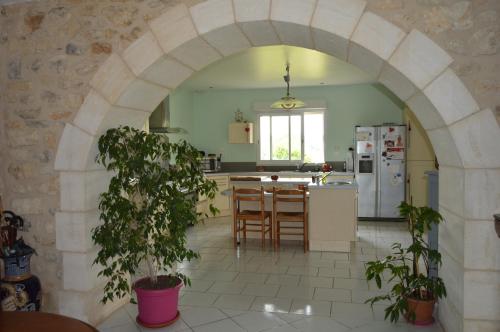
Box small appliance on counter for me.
[201,154,222,173]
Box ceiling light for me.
[271,63,305,110]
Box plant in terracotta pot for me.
[364,202,447,325]
[92,126,218,328]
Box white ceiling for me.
[179,45,375,91]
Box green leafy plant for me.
[272,146,301,160]
[92,126,218,304]
[364,202,447,323]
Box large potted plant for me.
[92,126,218,328]
[365,202,447,325]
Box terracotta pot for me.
[405,297,436,326]
[134,276,182,328]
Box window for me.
[258,111,325,164]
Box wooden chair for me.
[232,186,273,248]
[272,187,308,252]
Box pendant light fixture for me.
[271,63,305,110]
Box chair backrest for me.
[233,186,265,213]
[273,188,307,213]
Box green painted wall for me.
[169,84,404,162]
[168,88,194,144]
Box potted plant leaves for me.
[364,202,447,325]
[92,127,218,328]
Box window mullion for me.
[269,116,273,161]
[288,115,291,161]
[301,113,305,163]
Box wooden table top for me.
[0,311,98,332]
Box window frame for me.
[256,109,326,166]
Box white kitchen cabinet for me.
[309,187,357,252]
[206,174,231,217]
[228,123,253,144]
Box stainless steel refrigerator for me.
[355,125,406,219]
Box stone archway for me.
[54,1,500,330]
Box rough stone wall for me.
[366,0,500,120]
[0,0,498,314]
[0,0,201,312]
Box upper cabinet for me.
[228,122,254,144]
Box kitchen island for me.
[308,182,357,252]
[228,174,358,252]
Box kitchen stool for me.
[272,188,308,252]
[232,187,273,248]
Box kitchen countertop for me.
[229,176,358,190]
[204,171,357,190]
[204,171,355,177]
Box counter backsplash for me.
[220,162,348,173]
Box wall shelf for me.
[228,122,254,144]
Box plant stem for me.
[409,212,418,277]
[146,254,158,285]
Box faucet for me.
[320,170,334,183]
[297,162,308,172]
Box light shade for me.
[270,96,305,110]
[271,64,305,110]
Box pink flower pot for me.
[134,276,182,328]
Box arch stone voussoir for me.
[148,3,198,55]
[312,0,366,40]
[351,12,406,61]
[464,168,500,221]
[439,166,465,217]
[60,170,111,212]
[190,0,252,56]
[55,124,96,171]
[426,127,464,168]
[63,250,101,292]
[349,12,405,78]
[139,56,194,89]
[389,29,453,90]
[233,0,270,23]
[449,109,500,169]
[97,106,150,136]
[74,89,112,136]
[464,270,500,322]
[169,37,222,71]
[271,21,313,49]
[378,64,418,102]
[311,0,366,60]
[423,69,479,126]
[56,210,100,253]
[190,0,234,35]
[90,54,136,105]
[237,21,280,47]
[202,25,252,57]
[270,0,317,49]
[59,287,129,325]
[122,30,165,77]
[406,92,446,130]
[438,207,465,265]
[439,246,465,331]
[271,0,316,26]
[464,216,500,271]
[53,1,500,329]
[234,0,279,47]
[113,79,169,112]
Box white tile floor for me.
[97,217,444,332]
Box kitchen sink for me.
[327,181,352,185]
[278,170,315,173]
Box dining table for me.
[0,311,98,332]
